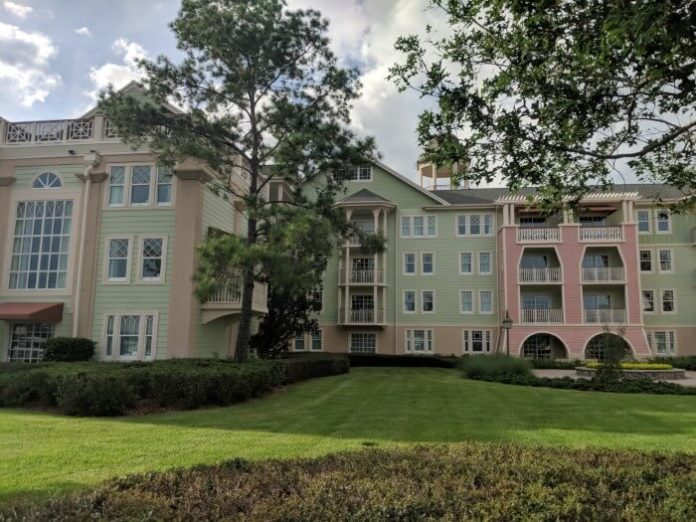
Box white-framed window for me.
[130,165,152,205]
[478,252,492,274]
[404,253,416,274]
[8,322,55,362]
[656,209,671,234]
[460,252,473,274]
[460,290,473,313]
[108,166,126,206]
[338,164,372,181]
[463,329,492,354]
[639,250,652,272]
[156,166,174,205]
[294,333,305,351]
[32,172,62,189]
[479,290,493,313]
[636,209,651,234]
[311,330,323,351]
[658,249,673,273]
[642,290,655,313]
[661,289,675,313]
[311,288,323,312]
[106,238,132,282]
[519,216,546,228]
[350,332,376,353]
[406,329,433,353]
[647,330,676,356]
[456,213,494,236]
[403,290,416,313]
[401,215,437,238]
[103,313,157,361]
[139,237,166,282]
[421,253,434,274]
[9,200,73,290]
[421,290,435,313]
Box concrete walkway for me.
[532,369,696,388]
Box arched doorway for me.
[521,333,568,359]
[584,333,632,360]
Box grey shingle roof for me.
[340,188,393,204]
[432,184,687,205]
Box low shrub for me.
[528,358,582,370]
[347,353,458,368]
[585,362,673,370]
[459,354,531,379]
[6,444,696,520]
[0,356,348,416]
[42,337,95,362]
[651,356,696,371]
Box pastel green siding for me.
[91,208,175,359]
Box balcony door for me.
[579,215,607,227]
[584,294,611,310]
[520,254,549,268]
[351,294,374,322]
[351,258,374,283]
[582,254,609,268]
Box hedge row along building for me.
[1,87,695,361]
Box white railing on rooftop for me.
[579,226,623,242]
[518,267,562,283]
[520,308,563,323]
[581,266,625,282]
[584,308,626,324]
[517,227,560,243]
[2,117,120,145]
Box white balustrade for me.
[517,227,560,243]
[583,308,626,323]
[518,267,562,283]
[520,308,563,323]
[579,226,623,241]
[338,308,385,324]
[581,266,625,282]
[4,119,95,144]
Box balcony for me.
[581,266,625,283]
[520,308,563,324]
[517,227,560,243]
[518,267,562,283]
[202,279,268,324]
[1,117,119,145]
[578,226,623,242]
[340,269,384,285]
[583,308,626,324]
[338,308,385,325]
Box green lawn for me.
[2,367,696,501]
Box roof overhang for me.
[0,302,63,323]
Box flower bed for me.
[577,365,686,380]
[585,362,673,370]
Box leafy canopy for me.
[390,0,696,208]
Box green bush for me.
[651,356,696,371]
[0,356,348,416]
[42,337,95,362]
[347,353,458,368]
[6,444,696,520]
[528,358,582,370]
[460,354,531,379]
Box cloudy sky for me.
[0,0,447,181]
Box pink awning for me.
[0,302,63,323]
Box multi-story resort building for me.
[1,90,695,362]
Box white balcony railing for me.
[520,308,563,323]
[517,227,560,243]
[578,226,623,242]
[4,119,95,144]
[338,308,385,324]
[581,266,625,282]
[340,269,384,284]
[207,279,268,308]
[518,267,562,283]
[584,308,626,323]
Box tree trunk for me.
[234,215,257,362]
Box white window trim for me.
[462,329,493,354]
[459,251,474,275]
[657,248,674,274]
[636,209,652,234]
[641,289,655,314]
[403,289,417,314]
[639,249,653,273]
[403,252,417,275]
[293,333,306,352]
[426,215,438,237]
[348,332,378,354]
[310,329,324,352]
[105,164,176,210]
[102,311,159,361]
[421,289,435,314]
[460,290,474,314]
[421,252,435,275]
[660,288,677,314]
[456,213,494,237]
[655,209,672,234]
[400,214,437,238]
[405,329,434,353]
[137,236,168,284]
[400,216,411,238]
[31,171,64,190]
[649,330,677,357]
[103,235,134,284]
[341,164,373,182]
[155,165,175,207]
[478,251,493,275]
[478,289,494,314]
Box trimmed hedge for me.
[6,444,696,520]
[586,361,673,370]
[0,357,348,416]
[528,358,583,370]
[347,353,458,368]
[651,356,696,371]
[42,337,95,362]
[459,354,531,379]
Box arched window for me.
[585,333,631,361]
[521,333,568,359]
[32,172,62,189]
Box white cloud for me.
[3,1,32,18]
[87,38,147,100]
[0,22,60,107]
[74,27,92,37]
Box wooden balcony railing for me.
[517,227,560,243]
[578,226,623,241]
[518,267,562,283]
[520,308,563,323]
[581,266,625,282]
[584,308,626,323]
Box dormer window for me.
[32,172,62,189]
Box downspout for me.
[72,154,99,336]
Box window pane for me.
[461,291,473,312]
[413,216,424,236]
[457,215,466,235]
[119,316,140,357]
[422,291,434,312]
[480,291,493,312]
[404,253,416,273]
[460,253,472,273]
[130,166,151,204]
[142,238,164,279]
[422,253,433,273]
[156,166,173,204]
[470,215,480,235]
[404,291,415,312]
[479,252,491,273]
[294,334,305,351]
[401,217,410,237]
[311,331,322,351]
[427,216,436,236]
[483,214,492,235]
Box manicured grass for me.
[2,367,696,501]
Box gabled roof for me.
[372,159,450,205]
[339,188,393,204]
[79,81,185,119]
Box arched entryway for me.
[584,333,632,360]
[521,333,568,359]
